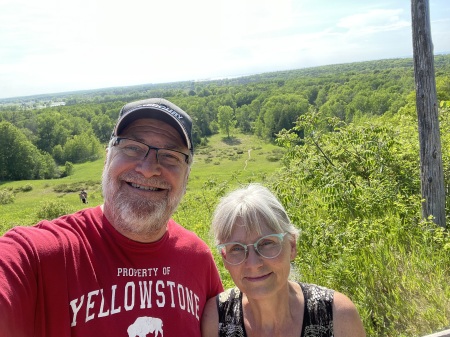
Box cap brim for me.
[114,107,191,151]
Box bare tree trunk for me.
[411,0,446,227]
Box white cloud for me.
[0,0,449,98]
[337,9,410,36]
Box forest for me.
[1,55,450,336]
[0,55,449,182]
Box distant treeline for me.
[0,55,449,181]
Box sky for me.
[1,0,449,99]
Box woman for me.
[202,184,366,337]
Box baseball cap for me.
[112,98,193,153]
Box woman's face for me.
[222,221,297,300]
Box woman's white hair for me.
[211,183,300,245]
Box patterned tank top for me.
[217,283,334,337]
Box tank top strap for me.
[217,287,246,337]
[300,283,334,337]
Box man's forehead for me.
[121,119,184,142]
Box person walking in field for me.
[79,189,88,204]
[0,98,223,337]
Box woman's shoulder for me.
[299,282,334,301]
[331,291,366,336]
[217,287,241,304]
[298,283,366,337]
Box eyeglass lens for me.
[218,233,286,265]
[114,137,188,166]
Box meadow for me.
[0,132,282,238]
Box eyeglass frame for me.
[112,137,191,165]
[216,232,288,265]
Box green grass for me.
[0,157,105,230]
[0,133,282,232]
[187,133,283,190]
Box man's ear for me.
[104,146,110,165]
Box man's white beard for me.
[101,167,184,237]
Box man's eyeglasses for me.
[113,137,190,167]
[217,233,288,265]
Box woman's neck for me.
[241,281,304,337]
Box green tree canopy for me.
[259,94,310,139]
[217,105,236,138]
[63,131,103,164]
[0,122,58,180]
[91,114,115,143]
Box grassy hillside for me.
[188,133,282,189]
[0,132,282,232]
[0,156,104,230]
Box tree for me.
[261,94,310,139]
[217,105,236,138]
[36,112,70,153]
[0,122,58,180]
[63,131,103,163]
[91,114,115,143]
[411,0,446,227]
[235,104,254,133]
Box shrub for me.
[266,154,280,162]
[36,200,73,221]
[0,189,15,205]
[53,181,93,193]
[64,161,74,177]
[273,109,450,336]
[19,184,33,192]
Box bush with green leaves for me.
[272,108,450,336]
[18,184,33,192]
[0,189,15,205]
[64,161,74,177]
[276,110,420,221]
[438,101,450,222]
[36,200,73,221]
[53,181,99,193]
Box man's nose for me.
[135,150,162,177]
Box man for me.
[0,98,223,337]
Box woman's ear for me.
[289,238,297,261]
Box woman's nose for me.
[245,245,263,266]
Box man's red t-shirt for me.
[0,206,223,336]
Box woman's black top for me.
[217,283,334,337]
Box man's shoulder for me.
[1,206,104,260]
[167,219,210,249]
[38,206,101,229]
[167,219,199,237]
[4,206,101,242]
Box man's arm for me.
[0,228,38,337]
